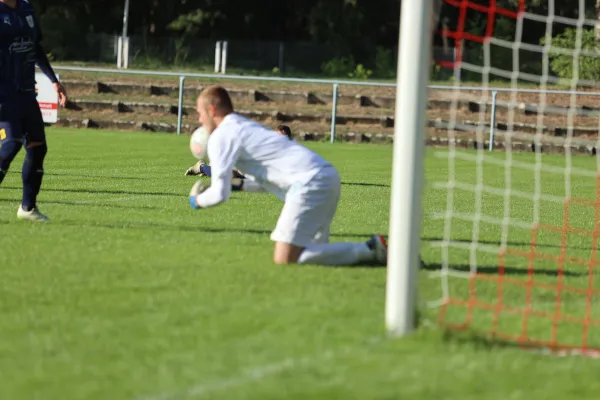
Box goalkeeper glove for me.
[185,160,208,177]
[231,178,244,191]
[190,178,248,209]
[189,180,210,209]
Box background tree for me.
[26,0,600,78]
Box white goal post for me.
[385,0,437,336]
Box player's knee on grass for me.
[273,242,305,264]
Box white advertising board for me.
[35,72,59,124]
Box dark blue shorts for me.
[0,92,46,145]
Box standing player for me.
[0,0,67,221]
[188,86,387,266]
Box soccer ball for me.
[190,126,210,161]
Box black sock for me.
[21,145,47,210]
[22,159,44,210]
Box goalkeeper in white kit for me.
[188,85,387,266]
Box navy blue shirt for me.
[0,0,57,97]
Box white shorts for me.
[270,165,341,247]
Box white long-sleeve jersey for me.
[196,113,333,208]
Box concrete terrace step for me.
[428,118,599,138]
[445,99,600,118]
[62,83,600,127]
[63,98,600,137]
[426,136,598,155]
[53,116,393,141]
[62,79,388,108]
[65,99,395,127]
[52,115,599,155]
[54,109,600,142]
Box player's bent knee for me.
[26,141,47,150]
[25,142,48,166]
[273,242,305,264]
[26,142,48,154]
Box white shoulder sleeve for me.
[196,128,241,208]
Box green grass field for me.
[1,128,600,400]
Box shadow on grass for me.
[45,172,145,181]
[441,329,533,352]
[0,198,166,211]
[45,218,371,238]
[39,218,385,270]
[421,262,587,278]
[422,236,592,252]
[5,170,145,181]
[412,322,600,357]
[440,328,600,357]
[5,182,389,200]
[4,186,182,197]
[342,181,389,188]
[50,219,271,235]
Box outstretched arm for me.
[191,131,240,208]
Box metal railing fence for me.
[50,65,600,149]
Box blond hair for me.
[199,85,234,115]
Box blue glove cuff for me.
[199,164,212,177]
[189,196,199,209]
